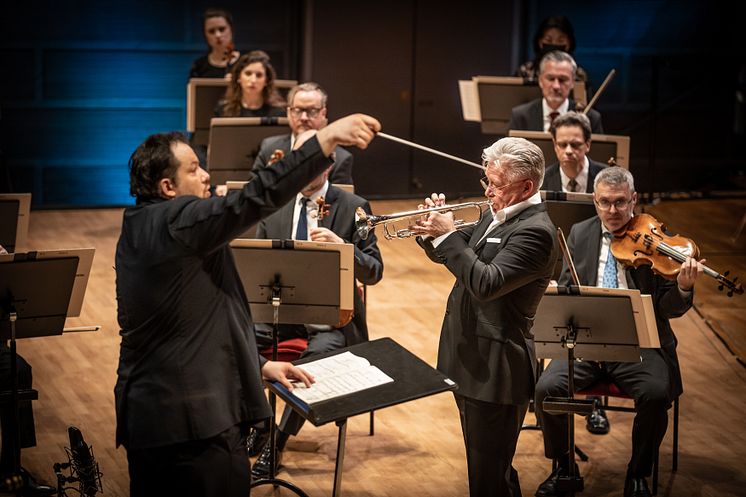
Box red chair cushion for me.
[259,337,308,362]
[577,381,631,399]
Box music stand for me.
[267,338,457,497]
[0,193,31,254]
[186,78,297,147]
[206,117,290,185]
[532,286,656,495]
[509,130,631,169]
[458,76,586,135]
[0,249,93,492]
[540,192,597,281]
[230,239,354,497]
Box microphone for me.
[68,426,102,496]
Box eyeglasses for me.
[594,198,632,211]
[480,177,526,192]
[288,107,324,118]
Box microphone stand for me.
[250,276,309,497]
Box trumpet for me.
[355,200,491,240]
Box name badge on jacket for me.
[486,237,502,244]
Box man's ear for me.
[159,177,177,199]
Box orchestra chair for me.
[575,381,679,495]
[258,284,376,436]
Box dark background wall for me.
[1,0,744,207]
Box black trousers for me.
[534,349,671,477]
[127,423,249,497]
[0,346,36,473]
[455,393,528,497]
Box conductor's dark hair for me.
[128,132,189,201]
[203,7,234,29]
[532,15,577,54]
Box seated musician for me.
[534,167,703,497]
[507,51,603,134]
[252,82,354,185]
[542,111,607,193]
[248,130,383,479]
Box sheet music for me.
[458,80,481,122]
[290,351,394,404]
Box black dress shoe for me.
[247,427,270,457]
[586,408,610,434]
[20,468,56,497]
[251,442,283,480]
[624,477,651,497]
[535,462,580,497]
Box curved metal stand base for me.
[251,477,310,497]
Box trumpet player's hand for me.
[310,227,344,244]
[411,193,455,238]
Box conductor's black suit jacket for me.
[418,203,557,405]
[255,184,383,346]
[252,134,354,185]
[559,215,693,398]
[115,138,333,450]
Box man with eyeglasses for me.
[414,137,557,497]
[252,82,354,184]
[507,51,603,133]
[542,111,606,193]
[534,167,703,497]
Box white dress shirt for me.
[559,156,590,193]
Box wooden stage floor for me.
[6,198,746,497]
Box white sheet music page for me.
[290,351,394,404]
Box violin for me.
[611,213,743,297]
[315,196,331,221]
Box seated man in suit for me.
[542,111,606,193]
[252,82,354,184]
[249,130,383,478]
[0,344,55,496]
[507,51,603,133]
[534,167,703,497]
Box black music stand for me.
[540,192,597,281]
[267,337,457,497]
[0,254,79,492]
[0,193,31,254]
[532,287,646,496]
[231,240,348,497]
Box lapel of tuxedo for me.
[319,185,340,231]
[278,199,295,239]
[469,212,495,249]
[583,217,602,284]
[530,100,544,130]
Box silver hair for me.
[594,166,635,192]
[539,50,577,78]
[482,137,545,192]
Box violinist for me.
[248,130,383,478]
[534,167,703,497]
[188,8,240,79]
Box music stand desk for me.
[0,193,31,254]
[267,337,457,497]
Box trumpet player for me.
[412,137,557,497]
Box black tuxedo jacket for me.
[541,158,606,192]
[252,134,354,185]
[256,185,383,345]
[559,215,693,397]
[418,203,557,405]
[507,99,604,134]
[115,137,333,450]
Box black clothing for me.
[418,202,557,496]
[114,136,333,452]
[189,54,234,79]
[0,346,35,473]
[127,423,249,497]
[507,99,604,134]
